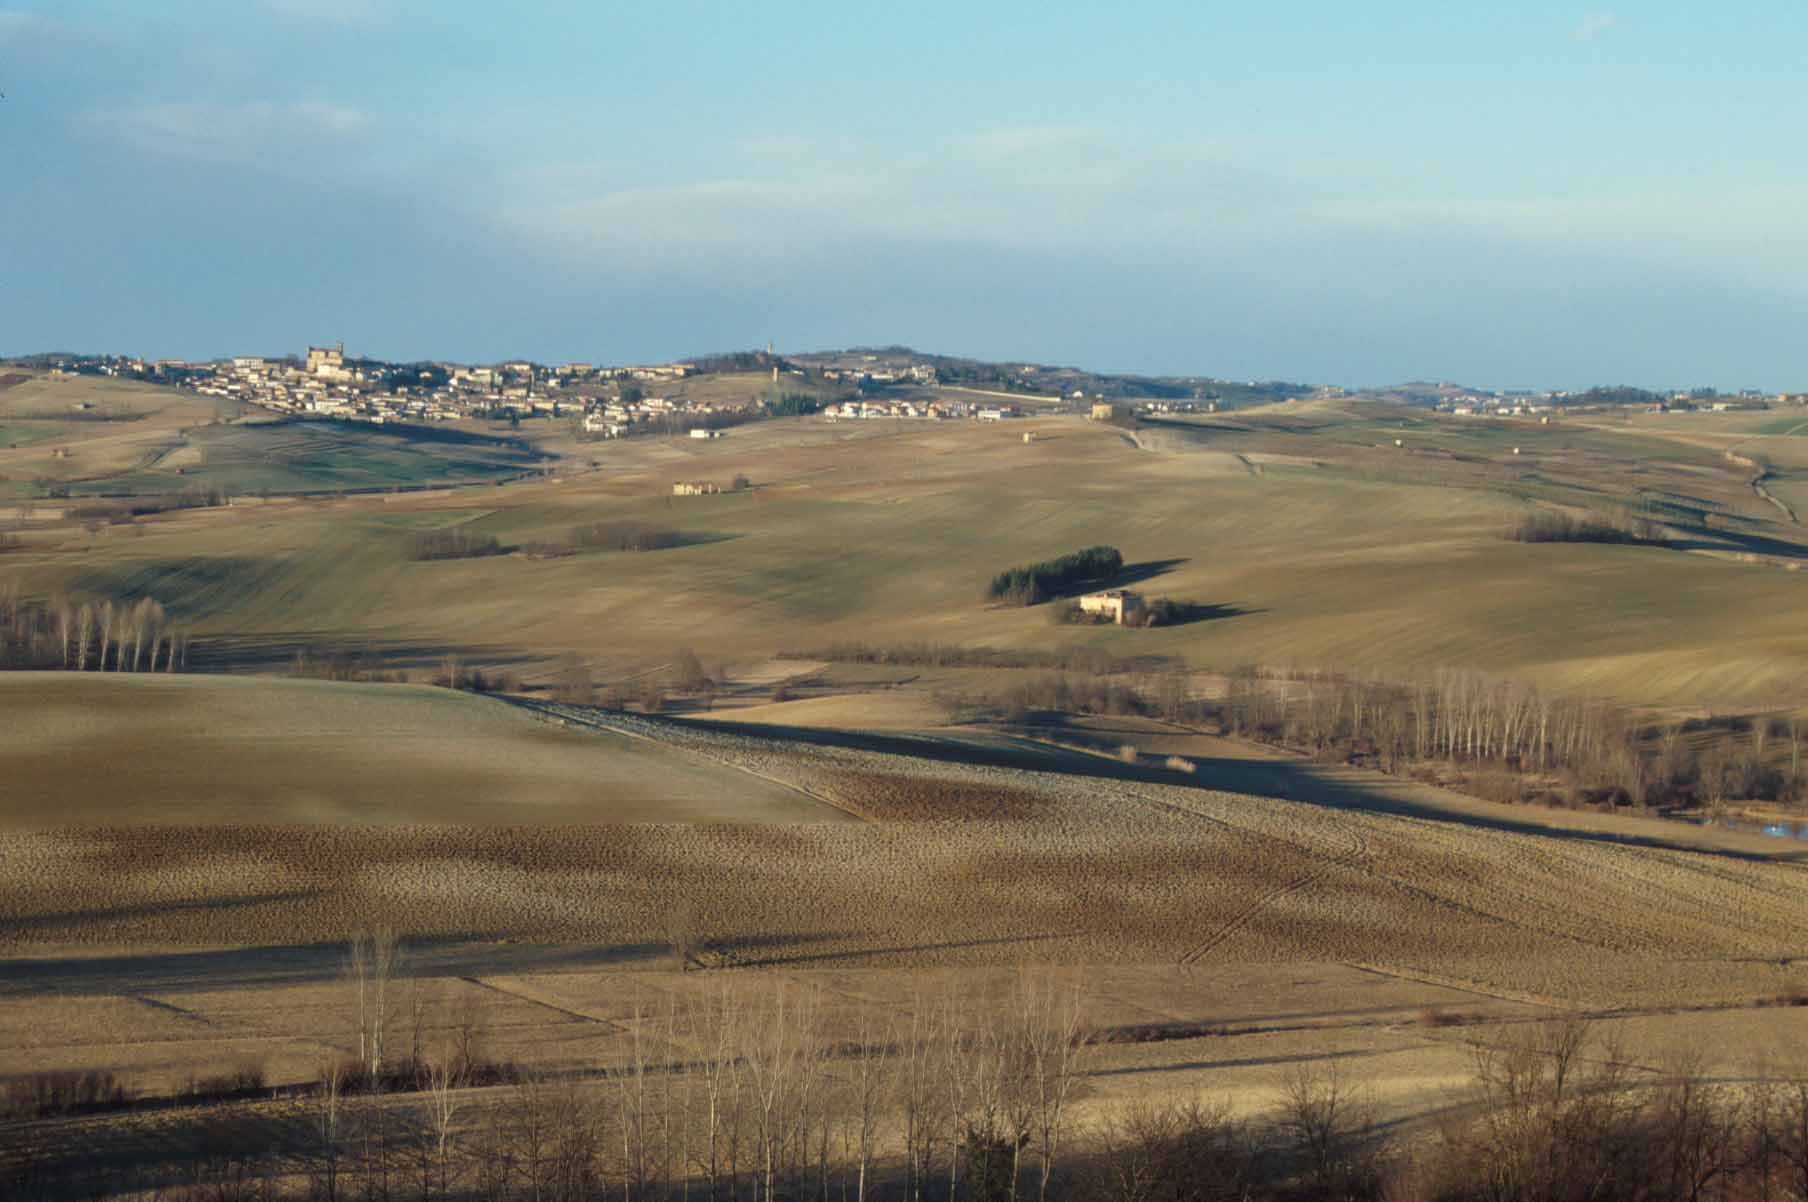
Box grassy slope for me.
[0,675,845,824]
[0,374,219,499]
[0,372,543,499]
[2,408,1805,707]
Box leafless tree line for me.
[0,582,193,673]
[1220,665,1808,809]
[1222,666,1631,778]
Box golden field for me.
[4,381,1806,710]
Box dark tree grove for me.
[987,547,1124,606]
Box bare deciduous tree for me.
[348,929,403,1082]
[52,595,73,668]
[95,598,113,672]
[418,1050,462,1202]
[1014,971,1092,1202]
[312,1055,346,1202]
[1275,1058,1377,1198]
[74,600,94,670]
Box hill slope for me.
[0,674,845,824]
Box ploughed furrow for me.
[1178,828,1370,966]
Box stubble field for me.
[6,689,1806,1015]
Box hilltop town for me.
[19,347,1805,445]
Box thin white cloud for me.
[1574,11,1617,40]
[88,100,372,167]
[486,123,1808,317]
[489,129,1317,277]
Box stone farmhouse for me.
[1079,589,1144,625]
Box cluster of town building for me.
[41,349,1806,437]
[816,362,939,386]
[71,346,724,433]
[56,346,1001,437]
[822,398,1021,421]
[1436,390,1806,417]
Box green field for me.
[0,423,74,450]
[73,418,548,497]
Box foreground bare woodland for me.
[8,957,1808,1202]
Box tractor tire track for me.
[1177,828,1370,966]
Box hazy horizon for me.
[3,1,1804,390]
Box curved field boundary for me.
[1725,448,1799,524]
[512,698,869,823]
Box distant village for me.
[76,345,722,436]
[21,348,1807,439]
[1422,386,1807,417]
[30,346,1018,437]
[22,346,1115,437]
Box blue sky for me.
[2,1,1804,387]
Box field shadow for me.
[575,530,741,553]
[1029,558,1189,606]
[1105,558,1189,590]
[0,931,850,998]
[673,714,1148,778]
[186,632,541,674]
[279,416,549,459]
[1089,1047,1378,1079]
[1147,601,1258,626]
[1663,524,1808,561]
[725,932,1067,968]
[7,889,331,935]
[1165,749,1808,868]
[1136,415,1252,438]
[671,713,1808,868]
